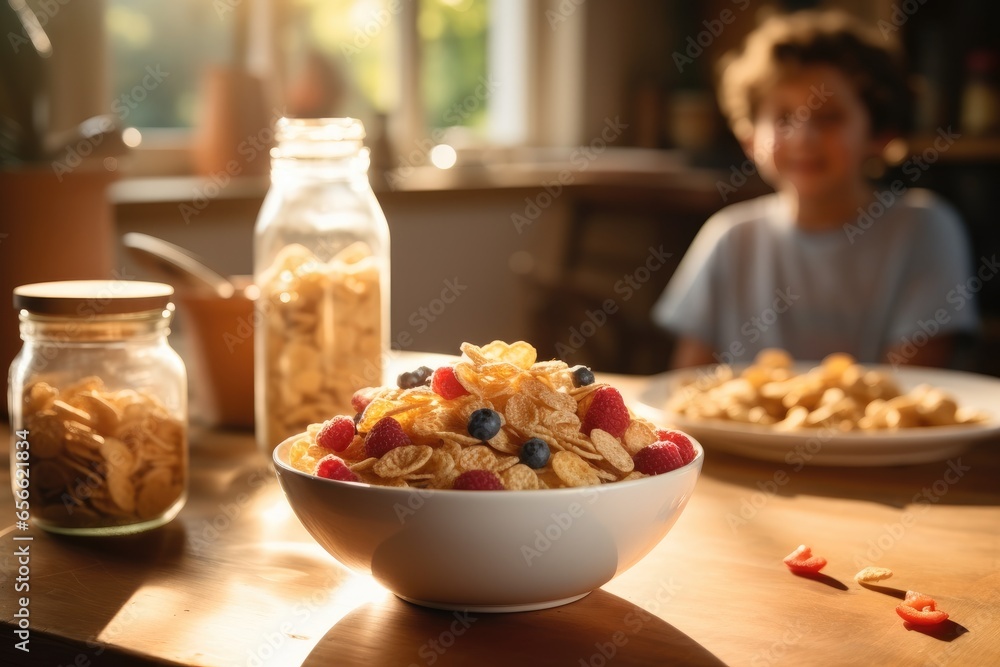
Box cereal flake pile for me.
[21,377,186,526]
[668,349,988,431]
[288,341,697,489]
[258,241,382,444]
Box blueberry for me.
[353,412,363,427]
[397,366,434,389]
[519,438,550,469]
[467,408,502,441]
[572,366,595,387]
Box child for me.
[653,10,977,368]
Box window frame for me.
[101,0,583,176]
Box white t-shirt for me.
[652,189,978,363]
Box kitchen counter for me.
[2,357,998,666]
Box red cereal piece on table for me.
[364,417,412,458]
[656,429,696,464]
[896,591,949,626]
[782,544,828,574]
[316,415,356,452]
[452,470,504,490]
[580,387,630,438]
[633,442,686,475]
[432,366,470,400]
[316,455,360,482]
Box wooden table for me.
[2,366,999,666]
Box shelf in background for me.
[904,134,1000,163]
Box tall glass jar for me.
[254,118,390,455]
[8,281,188,535]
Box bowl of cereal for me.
[272,341,703,612]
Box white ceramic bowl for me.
[273,436,703,612]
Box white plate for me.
[633,364,1000,466]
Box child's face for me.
[748,65,881,201]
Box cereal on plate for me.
[667,349,988,432]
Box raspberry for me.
[453,469,504,490]
[315,455,359,482]
[656,429,696,464]
[467,408,502,441]
[633,442,685,475]
[364,417,412,458]
[580,386,629,438]
[782,544,828,574]
[352,387,380,413]
[316,415,356,452]
[431,366,470,399]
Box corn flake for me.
[854,566,893,583]
[551,450,601,487]
[590,429,635,474]
[374,445,434,478]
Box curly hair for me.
[717,10,913,143]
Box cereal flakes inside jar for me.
[22,376,187,530]
[259,242,383,445]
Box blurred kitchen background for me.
[1,0,999,380]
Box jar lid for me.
[13,280,174,316]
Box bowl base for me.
[395,591,591,613]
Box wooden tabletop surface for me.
[2,361,999,667]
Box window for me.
[419,0,490,135]
[285,0,400,120]
[105,0,494,145]
[106,0,231,128]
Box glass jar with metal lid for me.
[8,280,188,535]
